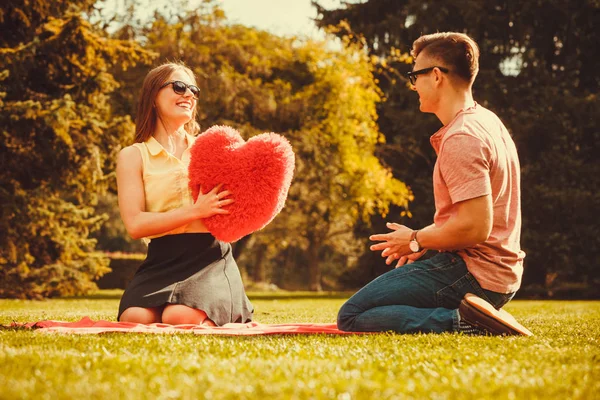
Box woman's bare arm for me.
[116,146,232,239]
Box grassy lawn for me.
[1,291,598,400]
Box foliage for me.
[107,3,411,291]
[6,0,596,296]
[0,0,154,298]
[315,0,600,288]
[1,293,599,399]
[95,252,146,289]
[91,193,147,253]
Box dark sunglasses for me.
[160,80,200,99]
[406,66,449,85]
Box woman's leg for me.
[119,307,162,324]
[161,304,216,326]
[338,252,481,333]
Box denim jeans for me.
[337,251,515,333]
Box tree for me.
[261,39,411,290]
[315,0,600,291]
[108,4,411,290]
[0,0,153,298]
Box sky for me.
[220,0,345,39]
[100,0,350,40]
[98,0,522,75]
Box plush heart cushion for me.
[188,125,295,242]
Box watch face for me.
[409,240,419,252]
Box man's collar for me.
[429,102,478,154]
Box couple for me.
[116,32,530,336]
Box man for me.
[337,32,532,336]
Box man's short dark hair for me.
[411,32,480,85]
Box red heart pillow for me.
[188,125,295,242]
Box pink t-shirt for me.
[430,103,525,293]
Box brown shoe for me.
[459,293,533,336]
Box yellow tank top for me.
[132,134,207,239]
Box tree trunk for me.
[252,245,267,283]
[232,235,251,259]
[307,243,322,291]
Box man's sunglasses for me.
[160,80,200,99]
[406,66,449,85]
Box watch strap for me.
[410,230,419,242]
[410,230,421,252]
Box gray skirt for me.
[118,233,254,326]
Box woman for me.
[116,62,254,325]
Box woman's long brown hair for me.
[134,62,200,143]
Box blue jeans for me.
[337,251,515,333]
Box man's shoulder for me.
[446,106,503,141]
[466,104,502,123]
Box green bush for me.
[95,252,145,290]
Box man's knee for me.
[337,301,362,332]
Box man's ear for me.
[432,69,443,87]
[433,68,444,84]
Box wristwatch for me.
[409,230,422,253]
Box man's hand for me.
[369,222,415,264]
[395,250,427,268]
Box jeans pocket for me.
[461,274,515,310]
[436,275,473,309]
[482,289,515,309]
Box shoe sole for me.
[464,293,533,336]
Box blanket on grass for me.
[11,317,366,335]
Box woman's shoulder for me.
[120,143,145,153]
[117,144,144,168]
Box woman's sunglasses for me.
[160,80,200,99]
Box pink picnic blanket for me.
[16,317,367,335]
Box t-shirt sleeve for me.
[439,133,492,204]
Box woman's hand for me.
[192,184,234,218]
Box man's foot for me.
[458,293,533,336]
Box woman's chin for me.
[163,113,192,127]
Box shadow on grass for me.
[62,289,124,300]
[61,290,354,301]
[247,292,354,301]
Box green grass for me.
[1,291,599,400]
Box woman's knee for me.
[119,307,161,324]
[161,304,213,325]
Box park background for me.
[1,0,598,300]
